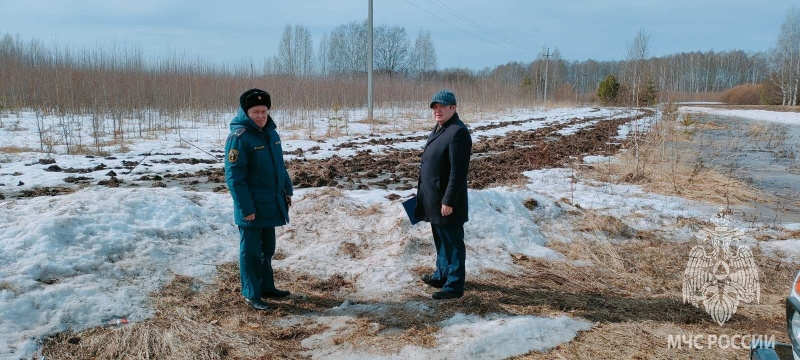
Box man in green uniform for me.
[225,88,294,311]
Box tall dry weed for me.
[720,84,762,105]
[584,102,765,205]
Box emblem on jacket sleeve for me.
[228,149,239,163]
[682,211,759,325]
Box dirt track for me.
[287,111,654,191]
[2,110,654,199]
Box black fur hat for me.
[239,88,271,111]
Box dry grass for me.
[666,91,724,103]
[40,214,794,359]
[339,242,364,259]
[575,212,637,239]
[519,206,795,359]
[583,107,768,205]
[682,104,800,113]
[64,145,112,157]
[588,158,765,205]
[352,203,383,217]
[0,145,36,153]
[325,317,439,354]
[0,281,20,294]
[40,265,331,359]
[351,117,392,125]
[747,122,770,138]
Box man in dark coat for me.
[225,88,294,311]
[414,89,472,299]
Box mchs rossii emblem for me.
[682,211,760,325]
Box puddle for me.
[690,114,800,226]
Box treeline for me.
[0,33,527,116]
[485,49,769,104]
[0,17,792,117]
[268,22,436,77]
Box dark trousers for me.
[238,226,277,300]
[431,223,466,294]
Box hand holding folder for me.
[402,197,421,225]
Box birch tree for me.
[277,24,295,75]
[624,29,652,180]
[327,21,367,74]
[296,25,314,76]
[773,6,800,105]
[318,33,329,75]
[408,30,437,76]
[277,24,314,76]
[626,28,652,105]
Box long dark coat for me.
[414,113,472,225]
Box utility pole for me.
[543,47,550,107]
[573,72,579,103]
[581,74,588,103]
[367,0,374,126]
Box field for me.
[1,104,798,359]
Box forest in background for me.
[1,7,798,119]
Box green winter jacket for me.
[224,109,293,227]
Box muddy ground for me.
[2,110,653,199]
[30,108,797,360]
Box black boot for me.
[421,274,445,288]
[244,297,271,310]
[432,291,463,300]
[261,289,291,298]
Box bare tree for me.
[408,30,437,77]
[625,29,653,180]
[295,25,314,76]
[278,24,295,75]
[318,32,329,75]
[374,25,410,77]
[263,57,278,75]
[327,21,367,74]
[277,24,314,77]
[626,28,653,105]
[772,6,800,106]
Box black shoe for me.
[421,274,445,288]
[261,289,291,298]
[432,291,463,300]
[244,298,271,310]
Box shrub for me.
[597,75,620,105]
[638,79,659,106]
[758,77,783,105]
[720,84,761,105]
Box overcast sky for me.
[0,0,792,70]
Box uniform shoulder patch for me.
[226,127,247,141]
[228,149,239,163]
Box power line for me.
[425,0,538,53]
[403,0,539,56]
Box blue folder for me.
[402,197,421,225]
